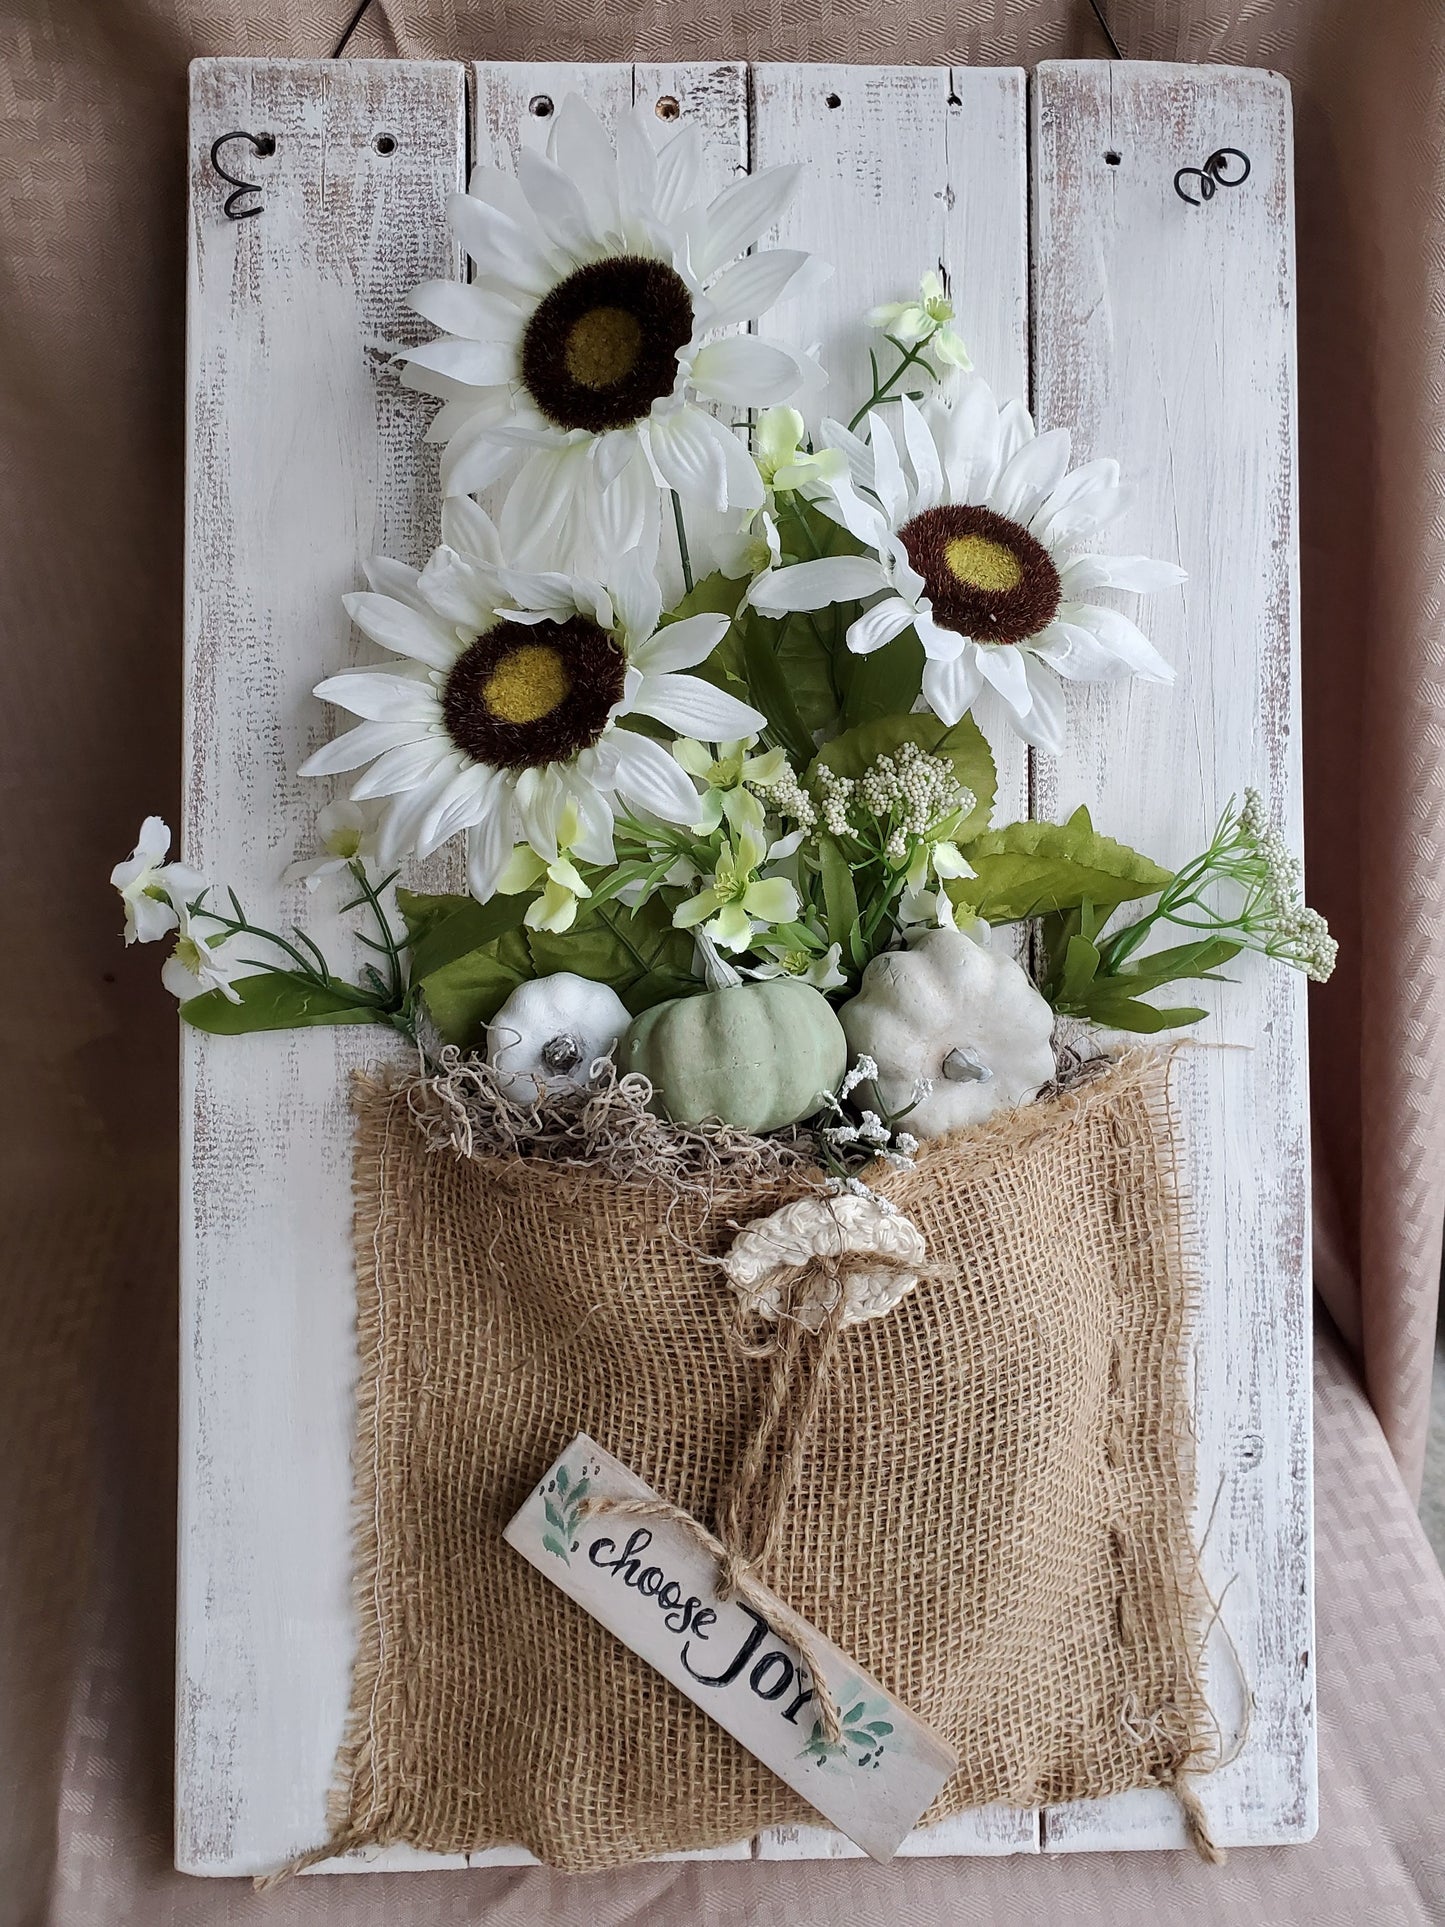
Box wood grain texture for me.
[178,58,466,1878]
[1029,61,1316,1852]
[179,59,1312,1877]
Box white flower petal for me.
[299,719,429,778]
[401,335,517,388]
[1032,458,1127,545]
[647,406,729,512]
[567,781,618,866]
[817,416,875,495]
[1063,602,1174,682]
[439,409,525,498]
[654,121,704,223]
[689,337,802,409]
[609,547,665,645]
[821,475,890,550]
[499,445,588,561]
[631,672,764,739]
[417,547,503,631]
[1018,653,1067,755]
[448,188,556,293]
[342,592,461,671]
[313,669,440,723]
[615,108,660,222]
[439,496,504,565]
[912,608,966,662]
[990,426,1072,526]
[974,643,1033,721]
[700,249,818,327]
[692,165,802,279]
[865,409,909,526]
[549,94,621,239]
[846,596,917,655]
[347,736,453,801]
[1030,619,1126,681]
[631,611,730,676]
[1058,553,1188,595]
[377,755,465,867]
[362,555,428,613]
[417,764,500,858]
[591,443,658,558]
[749,554,887,613]
[920,644,984,726]
[897,396,944,513]
[516,144,595,253]
[467,787,518,901]
[606,730,703,824]
[405,278,525,343]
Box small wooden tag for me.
[503,1433,959,1862]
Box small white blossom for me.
[867,270,972,369]
[284,800,380,890]
[160,905,245,1004]
[111,816,206,945]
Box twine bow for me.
[589,1234,937,1749]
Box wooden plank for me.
[751,63,1037,1861]
[178,57,467,1878]
[1029,62,1315,1851]
[749,62,1030,903]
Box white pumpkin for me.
[487,972,631,1097]
[839,927,1056,1136]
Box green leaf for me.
[866,1720,894,1738]
[554,1464,571,1495]
[817,836,860,956]
[415,894,699,1048]
[949,806,1172,923]
[544,1498,568,1534]
[395,887,530,984]
[811,711,996,841]
[776,611,845,739]
[542,1532,570,1560]
[1080,995,1209,1034]
[179,971,382,1035]
[1059,934,1103,1005]
[1100,935,1242,990]
[737,606,817,767]
[838,628,925,729]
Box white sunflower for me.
[401,93,824,563]
[750,379,1184,755]
[299,499,764,902]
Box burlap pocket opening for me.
[320,1049,1212,1873]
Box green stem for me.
[671,490,694,597]
[347,859,405,1005]
[847,335,939,433]
[195,902,331,986]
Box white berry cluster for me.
[815,741,974,856]
[754,760,817,831]
[1237,788,1338,983]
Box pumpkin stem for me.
[942,1045,992,1084]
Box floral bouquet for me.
[123,97,1334,1872]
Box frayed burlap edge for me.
[260,1045,1228,1884]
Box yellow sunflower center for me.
[482,643,571,725]
[564,306,643,390]
[943,532,1024,594]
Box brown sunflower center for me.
[441,617,626,771]
[899,502,1061,644]
[521,256,695,435]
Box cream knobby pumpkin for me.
[839,927,1056,1136]
[620,980,847,1133]
[487,972,631,1096]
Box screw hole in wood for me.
[825,92,842,110]
[655,95,681,121]
[1105,150,1121,166]
[373,132,396,156]
[529,95,553,118]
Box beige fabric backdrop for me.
[4,0,1445,1921]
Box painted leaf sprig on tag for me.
[798,1681,895,1772]
[540,1462,592,1565]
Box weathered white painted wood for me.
[1029,62,1315,1851]
[752,63,1030,846]
[178,58,467,1878]
[180,60,1311,1877]
[752,68,1037,1858]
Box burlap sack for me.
[321,1050,1211,1872]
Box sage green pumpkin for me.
[621,981,847,1133]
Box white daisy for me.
[299,504,764,902]
[750,379,1184,755]
[401,93,825,562]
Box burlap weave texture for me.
[332,1051,1209,1870]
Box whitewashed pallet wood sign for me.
[179,57,1313,1876]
